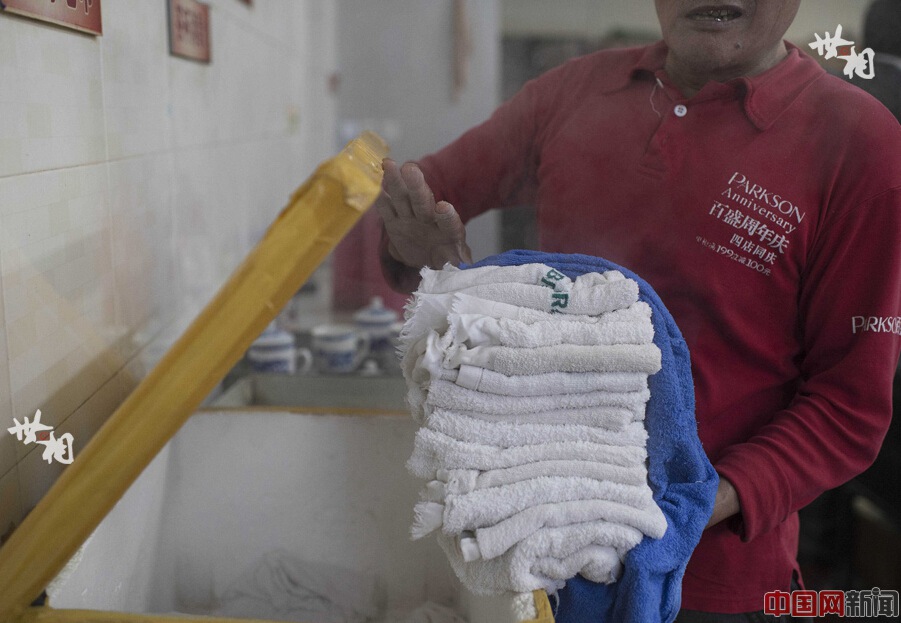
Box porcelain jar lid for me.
[353,296,398,327]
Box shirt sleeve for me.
[715,184,901,541]
[416,74,545,223]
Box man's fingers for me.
[434,201,466,241]
[430,201,472,268]
[373,190,397,224]
[400,163,437,222]
[381,158,414,218]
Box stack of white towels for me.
[398,263,668,595]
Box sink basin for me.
[211,373,409,413]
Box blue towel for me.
[464,250,718,623]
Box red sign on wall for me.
[0,0,103,36]
[168,0,211,64]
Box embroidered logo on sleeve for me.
[851,316,901,335]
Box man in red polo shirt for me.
[375,1,901,620]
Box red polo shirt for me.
[387,41,901,612]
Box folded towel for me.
[446,307,653,348]
[411,476,666,538]
[436,522,627,595]
[399,292,545,353]
[463,250,719,623]
[404,334,655,421]
[404,330,446,386]
[451,292,640,326]
[432,461,649,497]
[458,510,648,561]
[400,292,455,352]
[399,292,647,356]
[471,499,666,561]
[407,428,647,480]
[444,342,662,376]
[419,263,573,294]
[429,405,640,429]
[450,365,648,397]
[447,366,647,399]
[453,277,638,316]
[422,410,648,449]
[429,476,660,536]
[425,379,652,416]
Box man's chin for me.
[667,44,747,80]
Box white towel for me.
[408,330,449,386]
[399,294,650,356]
[419,263,573,294]
[400,292,455,353]
[450,365,649,397]
[457,512,644,562]
[400,331,445,422]
[454,278,638,316]
[446,307,653,348]
[425,379,652,416]
[213,549,384,622]
[451,292,644,326]
[408,323,658,389]
[431,461,649,497]
[423,410,648,449]
[399,293,548,354]
[407,428,648,480]
[470,499,667,561]
[429,476,660,536]
[444,342,662,376]
[405,338,655,421]
[436,522,628,594]
[429,405,640,429]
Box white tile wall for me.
[100,0,172,160]
[0,164,118,449]
[108,154,177,361]
[0,273,15,480]
[0,15,106,177]
[0,1,338,527]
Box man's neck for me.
[664,43,789,98]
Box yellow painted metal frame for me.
[0,131,554,623]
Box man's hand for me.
[706,475,741,528]
[375,159,472,270]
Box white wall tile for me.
[0,165,119,449]
[107,155,177,362]
[167,39,222,149]
[170,138,298,307]
[100,0,172,160]
[207,0,294,50]
[0,15,105,177]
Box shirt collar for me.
[604,40,826,131]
